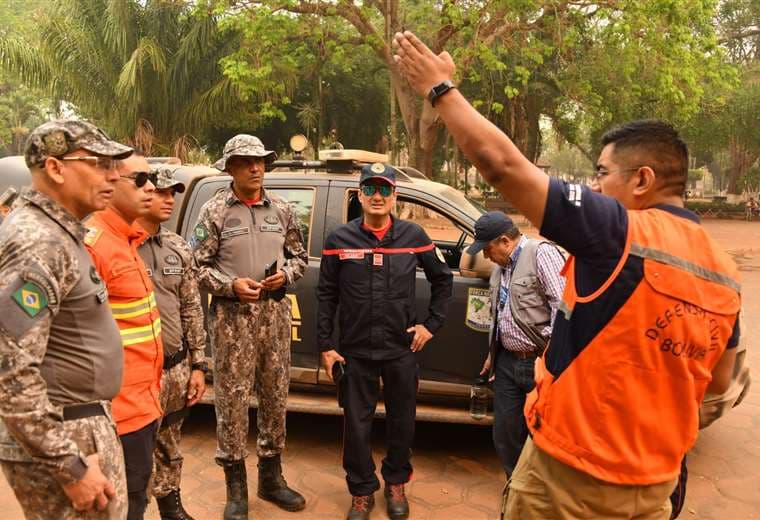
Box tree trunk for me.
[728,138,758,194]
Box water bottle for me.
[470,375,489,420]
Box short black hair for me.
[601,120,688,196]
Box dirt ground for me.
[0,218,758,519]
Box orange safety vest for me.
[525,207,740,485]
[85,208,163,435]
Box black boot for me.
[347,494,375,520]
[384,483,409,520]
[222,460,248,520]
[156,490,195,520]
[257,454,306,511]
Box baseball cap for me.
[213,134,277,171]
[24,119,133,168]
[466,211,516,255]
[152,165,186,193]
[360,163,396,186]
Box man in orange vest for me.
[394,33,741,519]
[86,154,163,520]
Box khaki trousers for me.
[504,438,676,520]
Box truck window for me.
[267,188,315,252]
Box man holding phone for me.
[192,135,308,519]
[317,163,453,520]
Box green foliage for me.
[0,0,269,156]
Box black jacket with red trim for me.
[317,216,453,360]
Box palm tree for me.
[0,0,262,158]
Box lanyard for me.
[498,240,524,311]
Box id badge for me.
[373,253,383,267]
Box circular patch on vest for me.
[265,215,279,225]
[165,254,180,265]
[90,266,102,285]
[226,217,242,227]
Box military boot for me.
[347,494,375,520]
[257,454,306,511]
[222,460,248,520]
[156,489,195,520]
[384,483,409,520]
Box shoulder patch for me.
[193,223,209,243]
[23,269,58,307]
[84,227,102,246]
[12,282,48,317]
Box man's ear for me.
[42,157,66,185]
[632,166,656,196]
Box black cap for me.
[466,211,516,254]
[360,162,396,186]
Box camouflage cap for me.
[151,164,186,193]
[23,119,133,168]
[213,134,277,171]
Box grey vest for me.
[215,198,287,282]
[139,235,186,356]
[489,239,558,352]
[42,244,124,405]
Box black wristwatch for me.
[191,362,209,374]
[427,80,456,107]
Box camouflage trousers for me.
[0,402,128,519]
[210,297,292,462]
[151,357,191,498]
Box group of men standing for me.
[0,124,313,520]
[0,27,746,520]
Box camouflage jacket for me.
[191,185,307,297]
[139,228,207,365]
[0,189,123,485]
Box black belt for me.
[160,407,189,430]
[505,349,539,360]
[63,402,106,421]
[164,348,188,370]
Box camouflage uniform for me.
[138,169,207,499]
[192,181,306,461]
[0,190,128,520]
[0,120,131,519]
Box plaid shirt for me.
[497,236,566,352]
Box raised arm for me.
[393,31,549,228]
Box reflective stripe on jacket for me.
[85,208,164,435]
[525,207,741,485]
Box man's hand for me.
[261,270,287,291]
[480,353,496,382]
[186,369,207,406]
[321,349,346,383]
[407,324,433,352]
[392,31,456,97]
[62,454,115,512]
[233,278,262,303]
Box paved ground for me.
[0,218,758,519]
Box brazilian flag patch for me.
[12,282,48,317]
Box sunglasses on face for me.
[361,184,394,197]
[60,156,117,171]
[120,171,157,188]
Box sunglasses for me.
[593,166,642,180]
[60,156,117,171]
[121,171,158,188]
[361,184,394,197]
